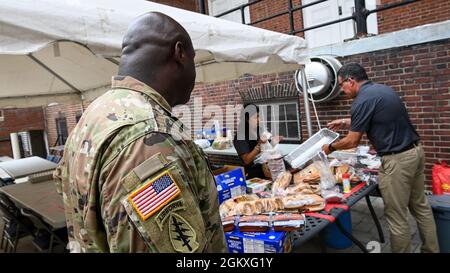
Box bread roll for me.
[294,164,320,184]
[300,189,314,195]
[253,200,265,214]
[272,171,292,195]
[272,213,305,231]
[233,194,259,202]
[282,195,314,209]
[304,194,326,212]
[221,216,235,232]
[219,199,237,218]
[286,183,309,194]
[282,194,324,209]
[260,198,273,212]
[233,200,263,215]
[334,164,350,183]
[238,215,270,232]
[273,198,285,211]
[309,184,321,194]
[304,202,326,212]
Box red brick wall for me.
[245,0,450,37]
[0,141,11,158]
[323,39,450,183]
[249,0,304,38]
[0,107,45,157]
[43,38,448,186]
[377,0,450,34]
[190,39,450,185]
[207,154,243,167]
[187,71,298,141]
[151,0,198,12]
[45,103,84,148]
[41,39,449,186]
[149,1,450,39]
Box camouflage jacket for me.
[54,76,227,253]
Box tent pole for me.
[301,67,313,137]
[28,54,83,95]
[28,53,85,106]
[10,133,21,159]
[105,57,119,66]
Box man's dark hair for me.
[338,63,369,82]
[235,104,260,141]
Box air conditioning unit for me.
[295,56,342,103]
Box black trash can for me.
[428,195,450,253]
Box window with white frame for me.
[257,101,301,142]
[302,0,378,48]
[208,0,250,24]
[0,110,4,122]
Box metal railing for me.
[199,0,420,38]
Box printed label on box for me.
[214,166,247,204]
[225,229,290,253]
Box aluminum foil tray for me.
[285,128,339,169]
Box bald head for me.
[118,12,196,107]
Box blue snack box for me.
[213,166,247,204]
[225,228,291,253]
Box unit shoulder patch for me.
[169,213,199,253]
[155,198,186,230]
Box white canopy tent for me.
[0,0,309,108]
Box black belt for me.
[380,141,419,156]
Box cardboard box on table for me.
[213,165,247,204]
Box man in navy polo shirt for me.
[322,63,439,253]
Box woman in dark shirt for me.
[233,104,282,179]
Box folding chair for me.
[0,194,35,252]
[0,177,15,187]
[20,208,68,253]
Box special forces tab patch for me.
[128,170,181,221]
[155,199,186,230]
[169,213,199,253]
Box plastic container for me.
[428,195,450,253]
[285,128,339,169]
[194,130,204,140]
[342,173,351,194]
[321,210,352,249]
[202,130,216,145]
[267,155,286,181]
[313,151,336,190]
[260,147,285,181]
[356,145,370,156]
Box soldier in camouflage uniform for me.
[53,12,227,253]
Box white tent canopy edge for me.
[0,0,309,108]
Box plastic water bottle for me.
[342,173,351,193]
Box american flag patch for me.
[128,170,181,221]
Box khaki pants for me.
[379,144,439,253]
